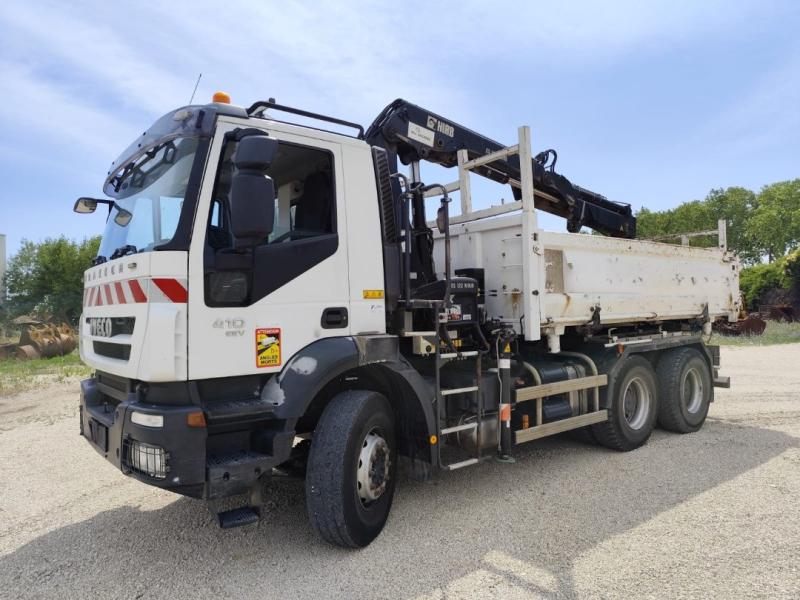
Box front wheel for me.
[306,390,396,548]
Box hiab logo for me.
[426,115,455,138]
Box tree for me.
[636,187,760,262]
[747,179,800,262]
[704,187,760,263]
[3,236,100,323]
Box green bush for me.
[784,248,800,281]
[739,262,789,310]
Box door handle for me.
[321,307,348,329]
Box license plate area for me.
[88,418,108,452]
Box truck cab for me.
[78,99,408,509]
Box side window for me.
[204,135,339,306]
[208,139,335,247]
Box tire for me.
[656,347,712,433]
[306,390,397,548]
[592,355,658,451]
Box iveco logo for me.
[426,115,454,138]
[90,317,113,338]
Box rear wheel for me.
[656,348,712,433]
[306,390,396,548]
[593,355,658,451]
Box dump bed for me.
[434,213,741,337]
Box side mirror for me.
[229,136,278,248]
[74,198,98,214]
[114,207,133,226]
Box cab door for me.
[187,120,350,379]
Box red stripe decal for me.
[104,284,113,305]
[89,287,97,307]
[96,286,103,306]
[128,279,147,303]
[152,278,188,303]
[114,281,127,304]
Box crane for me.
[364,99,636,238]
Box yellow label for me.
[256,328,281,368]
[362,289,385,299]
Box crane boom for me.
[364,99,636,238]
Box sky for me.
[0,0,798,257]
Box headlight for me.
[124,440,168,479]
[131,411,164,428]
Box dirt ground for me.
[0,345,798,599]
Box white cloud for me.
[698,50,800,155]
[0,0,793,224]
[0,0,770,143]
[0,61,131,159]
[0,3,188,113]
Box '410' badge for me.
[256,328,281,368]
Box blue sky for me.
[0,0,798,257]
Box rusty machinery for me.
[0,319,77,360]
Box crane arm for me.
[364,99,635,238]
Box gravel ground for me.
[1,344,798,599]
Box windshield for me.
[98,136,199,260]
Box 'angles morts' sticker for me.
[256,328,281,368]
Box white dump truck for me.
[75,94,739,547]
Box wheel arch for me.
[262,336,437,469]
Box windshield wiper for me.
[110,244,138,260]
[111,140,176,193]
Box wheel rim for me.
[356,428,391,505]
[682,367,704,414]
[622,376,651,430]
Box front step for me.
[205,398,274,423]
[440,422,478,435]
[218,506,260,529]
[440,386,479,396]
[207,451,273,498]
[440,350,480,360]
[443,458,479,471]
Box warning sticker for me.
[256,328,281,368]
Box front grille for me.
[123,439,168,479]
[97,371,130,394]
[93,341,131,361]
[85,316,136,337]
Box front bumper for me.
[79,375,296,500]
[79,377,207,498]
